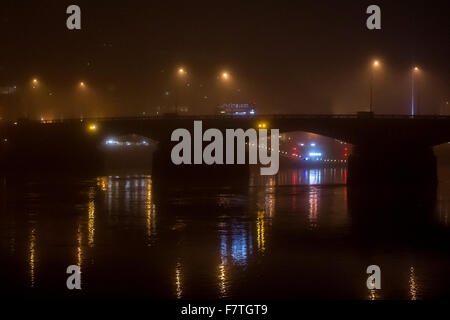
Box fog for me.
[0,1,448,119]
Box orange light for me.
[31,78,39,88]
[88,124,97,132]
[257,122,267,129]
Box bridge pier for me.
[347,145,437,185]
[151,141,250,186]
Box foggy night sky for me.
[0,0,448,118]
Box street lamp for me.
[175,67,188,112]
[79,81,86,88]
[411,67,420,116]
[369,60,380,113]
[88,123,97,132]
[219,72,232,105]
[31,78,39,88]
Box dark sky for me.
[0,0,448,118]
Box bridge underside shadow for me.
[1,115,449,185]
[347,145,437,185]
[96,115,449,185]
[150,140,251,187]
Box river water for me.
[0,161,449,300]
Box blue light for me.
[105,139,119,145]
[310,143,316,147]
[249,109,255,115]
[309,152,322,157]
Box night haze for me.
[1,0,450,314]
[0,0,448,119]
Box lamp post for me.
[369,60,380,113]
[175,67,187,113]
[31,77,39,89]
[219,71,231,104]
[411,67,419,116]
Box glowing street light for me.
[88,123,97,132]
[175,67,188,111]
[31,78,39,88]
[79,81,86,88]
[219,71,232,104]
[257,122,267,129]
[369,59,381,113]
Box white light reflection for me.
[29,227,36,288]
[88,187,95,248]
[175,261,183,299]
[409,266,419,300]
[308,187,319,229]
[101,175,156,244]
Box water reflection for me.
[409,266,418,300]
[100,174,157,245]
[308,187,319,229]
[218,262,227,298]
[256,210,266,254]
[368,289,381,300]
[146,178,156,242]
[267,168,347,185]
[28,227,36,288]
[0,166,449,299]
[219,228,252,266]
[88,187,95,248]
[76,223,82,273]
[73,186,95,283]
[175,261,183,299]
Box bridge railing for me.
[5,114,450,125]
[80,114,450,121]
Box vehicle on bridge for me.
[216,103,256,116]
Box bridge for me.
[74,113,450,146]
[1,114,450,184]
